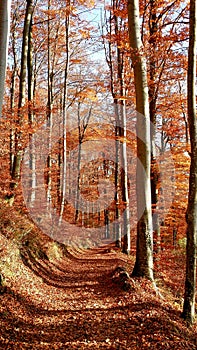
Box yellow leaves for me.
[78,29,90,39]
[78,88,98,102]
[77,0,95,8]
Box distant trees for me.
[182,0,197,324]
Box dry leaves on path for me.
[0,240,197,349]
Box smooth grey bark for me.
[59,3,70,224]
[103,8,121,246]
[121,123,131,254]
[120,89,130,255]
[0,0,11,117]
[182,0,197,325]
[128,0,154,280]
[148,0,160,255]
[115,19,130,254]
[178,81,189,145]
[114,103,122,247]
[46,0,54,210]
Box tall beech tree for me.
[182,0,197,324]
[128,0,154,279]
[59,0,70,224]
[0,0,11,117]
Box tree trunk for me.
[11,0,34,190]
[0,0,11,116]
[75,102,92,223]
[182,0,197,325]
[121,94,130,255]
[59,3,70,224]
[128,0,154,280]
[75,139,82,223]
[27,13,36,204]
[148,0,160,255]
[0,1,10,284]
[105,4,129,250]
[116,34,130,255]
[46,0,53,210]
[114,102,122,248]
[10,14,18,175]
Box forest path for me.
[0,243,196,349]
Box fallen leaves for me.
[0,237,197,349]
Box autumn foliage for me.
[0,0,196,347]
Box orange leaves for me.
[77,88,98,103]
[79,28,90,39]
[77,0,95,8]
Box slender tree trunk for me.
[118,66,130,255]
[75,140,82,222]
[46,0,60,210]
[128,0,154,280]
[114,8,130,254]
[0,0,11,286]
[149,0,160,255]
[11,0,34,191]
[182,0,197,325]
[46,0,53,210]
[105,6,123,248]
[121,97,131,255]
[178,81,189,145]
[10,22,17,175]
[104,2,130,252]
[75,102,83,223]
[27,13,36,204]
[114,102,122,247]
[75,102,92,222]
[59,3,70,224]
[0,0,11,117]
[9,7,19,175]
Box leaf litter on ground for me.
[0,227,197,350]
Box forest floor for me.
[0,203,197,349]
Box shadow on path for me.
[0,245,196,349]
